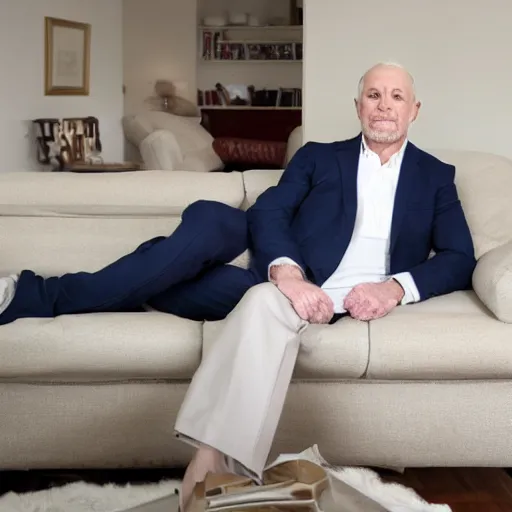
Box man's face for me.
[355,66,420,144]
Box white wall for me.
[123,0,198,115]
[0,0,123,172]
[303,0,512,159]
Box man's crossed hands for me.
[270,265,404,324]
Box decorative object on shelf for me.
[228,12,249,25]
[44,17,91,95]
[248,15,261,26]
[202,14,228,27]
[145,80,199,117]
[214,83,251,106]
[33,117,102,170]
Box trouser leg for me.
[175,282,308,478]
[0,200,248,324]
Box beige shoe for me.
[185,460,329,512]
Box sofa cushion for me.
[182,145,224,173]
[0,171,246,276]
[213,138,286,167]
[0,171,244,217]
[472,240,512,323]
[203,315,369,379]
[366,291,512,380]
[0,312,202,382]
[414,149,512,259]
[123,112,208,152]
[242,169,282,207]
[0,216,182,277]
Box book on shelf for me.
[201,29,302,61]
[198,87,302,108]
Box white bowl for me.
[228,12,248,25]
[203,15,227,27]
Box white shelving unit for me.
[199,25,303,63]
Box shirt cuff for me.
[391,272,420,305]
[268,257,303,281]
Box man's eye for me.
[394,95,403,100]
[368,93,379,99]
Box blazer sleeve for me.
[246,142,316,280]
[408,165,477,300]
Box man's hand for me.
[270,265,334,324]
[343,280,405,321]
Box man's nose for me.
[378,96,391,110]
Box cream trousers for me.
[174,282,310,478]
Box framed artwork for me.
[45,16,91,96]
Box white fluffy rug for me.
[0,471,451,512]
[0,479,180,512]
[0,446,451,512]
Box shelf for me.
[199,25,303,31]
[199,25,303,65]
[200,106,301,110]
[201,59,302,63]
[215,39,300,44]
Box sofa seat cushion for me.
[366,291,512,380]
[0,312,202,382]
[203,315,369,379]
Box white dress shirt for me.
[269,137,420,313]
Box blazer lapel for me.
[389,142,421,254]
[336,134,361,229]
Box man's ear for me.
[410,101,421,123]
[354,98,360,118]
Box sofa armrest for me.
[473,241,512,323]
[139,130,183,170]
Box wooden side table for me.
[62,162,142,173]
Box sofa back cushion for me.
[0,171,244,276]
[123,112,213,154]
[429,149,512,258]
[243,148,512,260]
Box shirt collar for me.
[361,135,408,168]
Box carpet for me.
[0,445,451,512]
[0,479,180,512]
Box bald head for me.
[357,63,416,101]
[354,62,421,145]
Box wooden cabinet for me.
[201,106,301,142]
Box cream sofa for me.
[0,148,511,471]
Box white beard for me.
[362,127,402,143]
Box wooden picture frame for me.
[45,17,91,96]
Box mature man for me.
[173,62,477,510]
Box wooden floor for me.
[383,468,512,511]
[1,467,512,510]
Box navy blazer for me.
[247,134,476,302]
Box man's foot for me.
[0,275,18,318]
[180,445,230,511]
